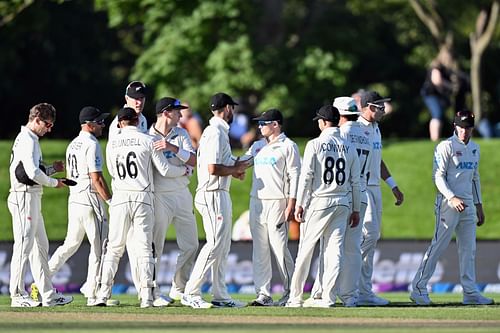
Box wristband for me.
[176,148,190,163]
[385,176,397,189]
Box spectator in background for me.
[179,103,203,150]
[229,109,256,149]
[421,46,469,141]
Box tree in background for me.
[409,0,499,130]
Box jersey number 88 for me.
[323,156,346,186]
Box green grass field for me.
[1,293,500,332]
[1,138,500,241]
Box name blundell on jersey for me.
[111,138,142,148]
[320,142,350,153]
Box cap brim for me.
[127,92,146,99]
[373,98,391,104]
[312,115,322,121]
[338,111,360,116]
[95,113,110,122]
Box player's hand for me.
[476,203,485,226]
[234,158,251,173]
[349,211,360,228]
[53,160,65,173]
[392,186,404,206]
[285,205,295,222]
[294,206,305,223]
[450,196,467,212]
[55,179,66,188]
[153,139,175,152]
[232,171,245,180]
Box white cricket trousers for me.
[412,196,480,297]
[48,192,108,299]
[359,185,382,297]
[249,197,295,298]
[184,190,232,301]
[288,198,348,305]
[97,192,155,302]
[8,192,59,303]
[311,201,367,303]
[153,188,199,298]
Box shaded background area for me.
[1,0,499,139]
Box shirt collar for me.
[320,127,340,137]
[209,116,230,133]
[21,126,39,141]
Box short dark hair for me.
[29,103,56,122]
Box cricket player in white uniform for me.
[306,97,369,307]
[47,106,112,306]
[243,109,300,307]
[8,103,73,307]
[411,110,493,306]
[286,105,361,308]
[181,92,250,309]
[96,107,188,308]
[357,91,404,306]
[108,81,148,301]
[148,97,198,306]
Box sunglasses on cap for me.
[367,103,385,112]
[258,120,275,126]
[85,119,105,125]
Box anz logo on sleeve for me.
[373,141,382,150]
[163,151,176,159]
[456,161,478,170]
[254,156,277,166]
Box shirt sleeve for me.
[286,142,301,199]
[151,142,186,178]
[87,141,103,173]
[21,137,58,187]
[472,145,482,204]
[349,148,361,212]
[296,140,314,208]
[433,141,455,200]
[204,129,221,165]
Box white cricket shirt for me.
[9,126,58,193]
[245,133,301,200]
[296,127,361,211]
[149,125,195,192]
[358,116,382,186]
[196,116,234,192]
[433,133,482,203]
[66,131,104,194]
[105,126,186,193]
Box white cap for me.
[333,97,360,115]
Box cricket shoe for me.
[181,295,213,309]
[249,294,273,306]
[342,298,357,307]
[303,298,334,308]
[357,294,390,306]
[11,295,41,308]
[43,292,73,307]
[87,298,97,306]
[30,283,40,302]
[153,295,174,307]
[94,297,107,306]
[285,300,303,308]
[106,299,120,306]
[410,293,431,306]
[168,289,183,302]
[274,295,289,307]
[211,299,247,308]
[140,299,153,308]
[463,294,494,305]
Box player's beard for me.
[226,112,233,124]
